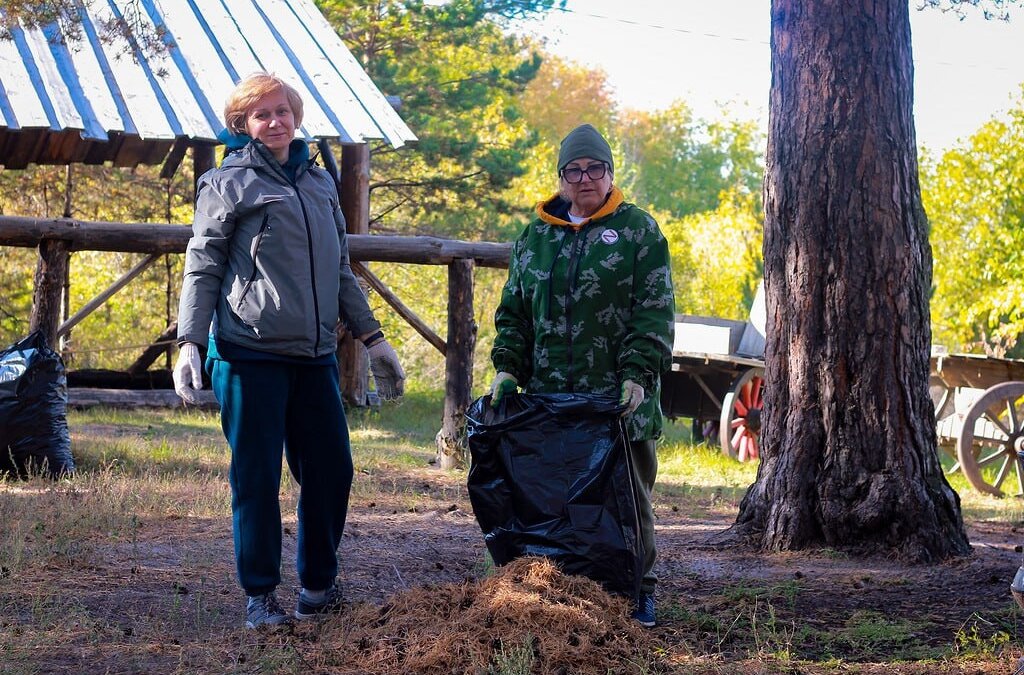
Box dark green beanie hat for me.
[557,123,614,175]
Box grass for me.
[1,396,1022,673]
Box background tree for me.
[618,102,763,219]
[726,0,971,562]
[317,0,563,240]
[920,89,1024,356]
[662,189,763,321]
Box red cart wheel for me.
[720,368,765,462]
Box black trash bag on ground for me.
[466,392,642,601]
[0,331,74,479]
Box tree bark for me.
[728,0,971,562]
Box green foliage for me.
[921,87,1024,355]
[0,3,770,373]
[488,635,536,675]
[317,0,563,240]
[951,612,1015,657]
[0,162,193,365]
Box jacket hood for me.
[535,186,625,228]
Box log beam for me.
[0,215,511,267]
[57,253,162,339]
[127,322,178,375]
[68,388,218,410]
[352,261,446,356]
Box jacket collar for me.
[217,128,311,175]
[534,186,625,228]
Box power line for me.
[513,1,1020,72]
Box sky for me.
[513,1,1024,152]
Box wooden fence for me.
[0,214,511,469]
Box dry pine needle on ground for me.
[303,556,658,674]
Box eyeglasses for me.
[560,163,608,184]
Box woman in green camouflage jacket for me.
[490,123,675,627]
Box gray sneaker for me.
[245,592,292,630]
[294,585,344,621]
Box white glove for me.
[490,371,518,407]
[619,379,644,416]
[173,342,203,405]
[367,339,405,400]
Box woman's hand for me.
[490,372,518,407]
[173,342,203,404]
[367,339,406,400]
[619,380,644,416]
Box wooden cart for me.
[661,313,1024,496]
[660,314,766,462]
[931,352,1024,497]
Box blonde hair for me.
[223,73,304,134]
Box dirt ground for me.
[5,464,1024,674]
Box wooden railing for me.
[0,214,511,469]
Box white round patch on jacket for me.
[600,229,619,244]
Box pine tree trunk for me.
[729,0,971,562]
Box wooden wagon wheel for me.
[720,367,765,462]
[956,381,1024,497]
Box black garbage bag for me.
[466,392,642,602]
[0,332,74,479]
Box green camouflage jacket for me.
[492,186,675,440]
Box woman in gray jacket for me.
[173,73,405,629]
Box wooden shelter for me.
[0,0,497,468]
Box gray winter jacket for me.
[177,141,379,357]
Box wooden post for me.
[192,143,215,200]
[60,165,73,358]
[338,143,371,406]
[29,238,71,350]
[436,259,477,469]
[340,143,370,233]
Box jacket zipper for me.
[293,172,322,356]
[564,226,588,391]
[239,211,271,304]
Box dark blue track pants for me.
[210,357,353,596]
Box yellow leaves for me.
[660,189,763,321]
[921,87,1024,354]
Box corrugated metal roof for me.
[0,0,417,169]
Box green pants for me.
[629,438,658,594]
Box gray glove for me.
[619,379,644,416]
[367,339,406,400]
[173,342,202,405]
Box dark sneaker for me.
[294,585,344,621]
[632,592,656,628]
[246,592,292,630]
